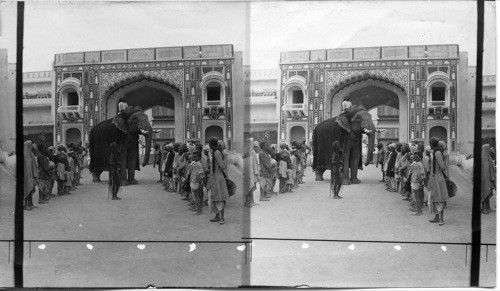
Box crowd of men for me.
[251,138,312,202]
[151,137,230,224]
[23,140,87,211]
[375,137,458,225]
[22,131,495,228]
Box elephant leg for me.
[342,149,351,185]
[127,149,138,184]
[91,171,101,183]
[315,169,324,181]
[120,148,129,186]
[350,148,361,184]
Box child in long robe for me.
[330,141,343,199]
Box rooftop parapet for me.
[23,71,53,80]
[54,44,234,66]
[280,45,459,64]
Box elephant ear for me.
[112,115,128,134]
[336,114,351,132]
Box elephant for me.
[312,105,376,184]
[89,106,153,185]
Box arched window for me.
[202,80,226,107]
[430,82,446,105]
[426,72,451,107]
[292,89,304,104]
[58,77,82,108]
[59,87,81,108]
[65,89,79,106]
[286,85,306,105]
[206,82,222,106]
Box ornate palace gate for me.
[53,45,244,152]
[278,45,465,151]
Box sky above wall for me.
[0,1,496,74]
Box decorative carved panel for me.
[325,68,409,94]
[382,46,408,59]
[327,49,352,61]
[353,47,381,60]
[100,69,184,97]
[289,51,310,63]
[102,50,127,63]
[156,47,183,60]
[310,50,326,62]
[63,53,84,64]
[184,46,200,59]
[201,46,225,58]
[409,46,426,58]
[85,52,101,63]
[427,45,451,58]
[128,48,155,61]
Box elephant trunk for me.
[365,131,376,167]
[141,124,153,167]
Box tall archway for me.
[290,126,305,143]
[66,128,82,145]
[105,78,184,142]
[329,78,408,142]
[429,126,448,142]
[205,125,224,144]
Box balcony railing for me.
[250,90,277,97]
[377,128,399,139]
[283,103,307,110]
[58,105,83,119]
[283,103,308,117]
[482,102,496,111]
[206,100,222,106]
[429,101,446,107]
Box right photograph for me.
[243,0,496,287]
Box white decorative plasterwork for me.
[201,71,226,86]
[100,69,184,97]
[58,77,82,92]
[425,71,450,88]
[325,68,409,94]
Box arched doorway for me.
[290,126,305,143]
[429,126,447,143]
[330,78,408,143]
[105,78,184,142]
[66,128,81,145]
[205,125,224,144]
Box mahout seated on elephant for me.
[89,106,153,186]
[312,105,376,184]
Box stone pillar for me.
[232,51,245,153]
[0,49,16,152]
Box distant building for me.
[23,71,55,147]
[244,68,279,145]
[481,73,496,147]
[375,105,400,145]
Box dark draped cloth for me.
[89,106,143,173]
[312,117,348,172]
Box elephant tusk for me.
[140,129,149,134]
[363,128,373,134]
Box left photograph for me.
[18,1,249,287]
[0,1,17,288]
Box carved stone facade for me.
[279,45,462,151]
[53,45,244,152]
